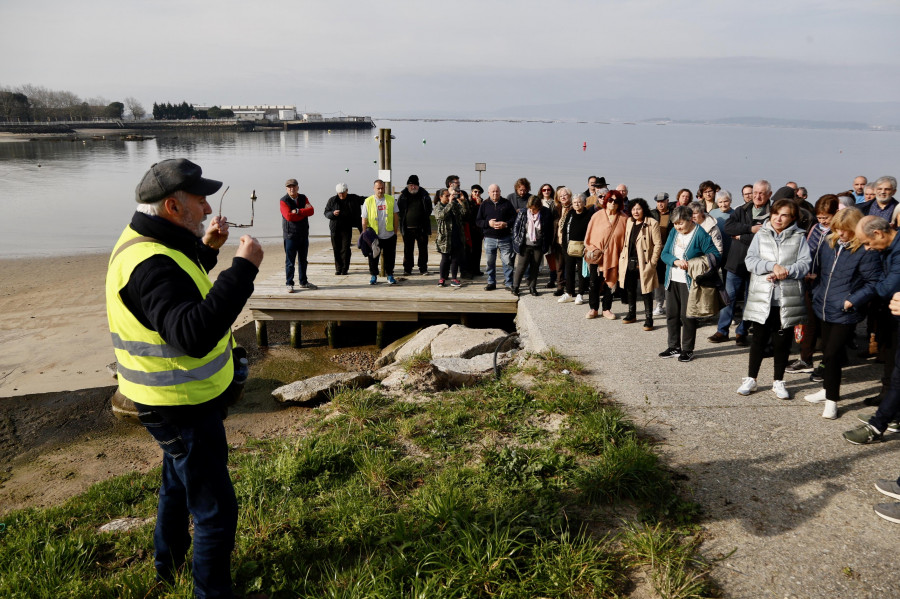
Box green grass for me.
[0,351,710,598]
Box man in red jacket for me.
[281,178,316,292]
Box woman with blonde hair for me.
[804,207,883,418]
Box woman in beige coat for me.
[618,198,662,330]
[583,190,627,319]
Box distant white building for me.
[221,105,297,121]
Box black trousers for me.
[513,246,543,291]
[564,254,586,296]
[439,246,463,280]
[588,266,614,311]
[748,309,793,380]
[402,228,429,274]
[666,281,697,352]
[819,321,856,401]
[330,228,353,274]
[368,234,397,276]
[624,269,653,320]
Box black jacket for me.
[476,198,517,239]
[324,193,364,233]
[120,212,258,358]
[512,207,554,255]
[723,201,770,276]
[396,187,433,234]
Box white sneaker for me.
[574,294,584,305]
[557,293,573,303]
[772,380,790,400]
[652,302,665,316]
[736,377,757,396]
[804,388,827,403]
[822,400,838,419]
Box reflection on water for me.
[0,122,896,257]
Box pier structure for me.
[247,240,517,348]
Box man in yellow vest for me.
[361,178,400,285]
[106,158,263,598]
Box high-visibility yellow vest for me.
[105,226,233,406]
[364,194,395,235]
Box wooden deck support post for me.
[290,321,301,348]
[255,320,268,347]
[325,321,337,348]
[375,321,385,349]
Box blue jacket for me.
[661,225,720,290]
[874,231,900,301]
[512,206,554,255]
[812,240,882,324]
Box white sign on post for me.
[378,169,392,182]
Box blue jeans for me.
[284,236,309,285]
[717,270,749,336]
[483,236,514,286]
[136,400,238,599]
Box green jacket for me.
[433,199,468,254]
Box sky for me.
[2,0,899,120]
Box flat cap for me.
[135,158,222,204]
[655,192,670,202]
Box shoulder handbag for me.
[584,213,619,265]
[565,214,584,256]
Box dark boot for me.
[642,293,654,330]
[546,270,557,289]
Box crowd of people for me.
[106,160,900,596]
[281,172,900,524]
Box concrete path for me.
[516,294,899,599]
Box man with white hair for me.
[324,182,364,275]
[861,176,898,222]
[107,158,263,597]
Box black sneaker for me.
[484,283,496,291]
[403,271,413,276]
[450,279,462,288]
[437,279,446,287]
[785,359,813,374]
[809,367,824,383]
[659,347,681,359]
[553,288,565,296]
[677,351,695,363]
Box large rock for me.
[394,324,448,362]
[99,517,154,533]
[432,351,516,388]
[272,372,374,403]
[430,325,512,359]
[374,329,419,368]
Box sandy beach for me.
[0,240,288,398]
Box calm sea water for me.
[0,120,895,257]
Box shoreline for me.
[0,240,295,397]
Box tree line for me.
[151,102,234,120]
[0,84,236,123]
[0,84,146,122]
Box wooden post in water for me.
[255,321,268,347]
[325,321,337,348]
[290,321,301,348]
[376,321,385,349]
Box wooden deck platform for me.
[247,241,518,347]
